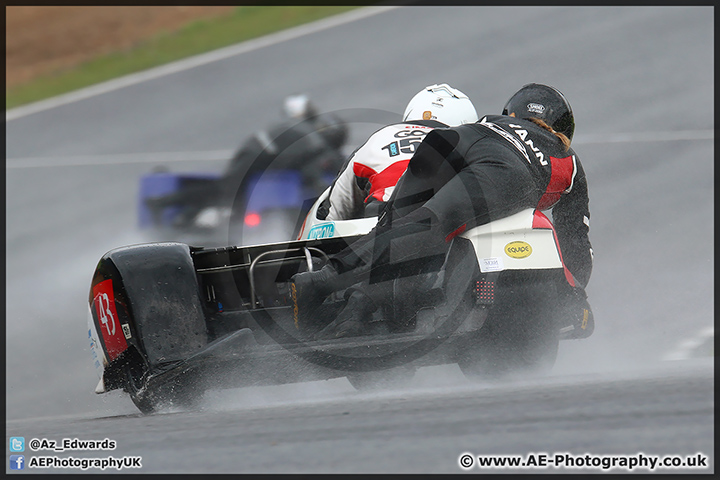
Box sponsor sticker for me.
[91,279,127,361]
[504,241,533,259]
[480,257,504,272]
[527,102,546,114]
[87,316,105,378]
[307,222,335,239]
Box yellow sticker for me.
[504,241,532,259]
[422,111,433,120]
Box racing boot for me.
[562,286,595,339]
[572,296,594,339]
[289,264,340,332]
[313,288,377,340]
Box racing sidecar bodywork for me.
[89,187,591,413]
[138,169,333,246]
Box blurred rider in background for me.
[147,94,348,227]
[224,94,348,198]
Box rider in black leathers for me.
[291,83,593,340]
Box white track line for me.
[574,129,714,144]
[662,326,715,361]
[5,150,235,169]
[6,129,713,169]
[5,6,398,122]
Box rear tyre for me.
[457,282,560,381]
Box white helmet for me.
[402,83,478,126]
[283,94,317,119]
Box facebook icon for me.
[10,455,25,470]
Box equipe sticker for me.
[504,241,533,259]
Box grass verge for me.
[6,6,359,110]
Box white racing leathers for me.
[325,120,445,221]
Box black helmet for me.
[316,114,348,150]
[502,83,575,142]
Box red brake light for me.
[244,212,261,227]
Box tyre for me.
[457,281,560,381]
[124,358,205,414]
[347,366,416,391]
[104,242,210,412]
[110,242,209,366]
[124,357,159,415]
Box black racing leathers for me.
[224,113,347,198]
[329,114,592,292]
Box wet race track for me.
[5,6,714,474]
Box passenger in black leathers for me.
[291,83,593,340]
[146,94,348,227]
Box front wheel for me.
[124,360,158,415]
[124,361,206,414]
